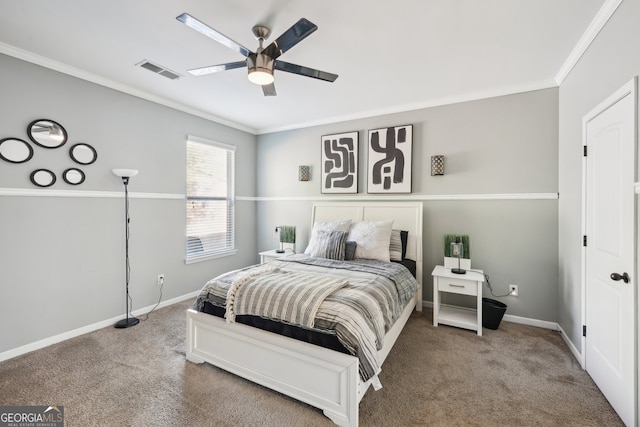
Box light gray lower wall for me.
[256,88,559,321]
[558,0,640,351]
[0,54,257,354]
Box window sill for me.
[185,249,238,264]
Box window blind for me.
[186,136,235,261]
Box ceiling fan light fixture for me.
[248,68,274,85]
[247,53,275,85]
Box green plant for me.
[280,226,296,243]
[443,234,470,259]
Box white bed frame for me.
[186,202,423,427]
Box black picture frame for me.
[321,131,358,194]
[367,125,412,194]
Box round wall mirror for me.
[69,143,97,165]
[27,119,68,149]
[0,138,34,164]
[63,168,85,185]
[30,169,57,187]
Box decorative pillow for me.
[304,220,352,255]
[389,230,403,261]
[389,230,410,261]
[344,241,357,261]
[309,230,348,260]
[400,230,408,259]
[347,220,394,262]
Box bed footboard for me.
[186,291,417,427]
[186,308,360,427]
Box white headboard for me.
[310,202,423,297]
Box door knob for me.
[610,272,630,283]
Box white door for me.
[584,79,636,426]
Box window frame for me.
[185,135,237,264]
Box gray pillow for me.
[344,241,357,261]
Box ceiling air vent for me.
[137,60,181,80]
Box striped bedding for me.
[226,267,349,328]
[195,254,419,381]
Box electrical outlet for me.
[509,284,518,297]
[158,274,165,286]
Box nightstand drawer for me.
[437,277,478,296]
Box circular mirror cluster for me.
[0,119,97,187]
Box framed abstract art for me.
[321,131,358,193]
[367,125,412,193]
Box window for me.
[186,135,236,262]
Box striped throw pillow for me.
[309,230,348,260]
[389,229,403,261]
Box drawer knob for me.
[448,284,465,288]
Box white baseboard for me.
[557,324,584,368]
[501,313,559,330]
[0,291,200,363]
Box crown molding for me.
[0,42,257,135]
[555,0,623,85]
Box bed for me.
[186,202,423,427]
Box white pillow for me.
[304,220,352,255]
[347,220,393,262]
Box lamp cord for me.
[469,270,511,297]
[138,282,163,321]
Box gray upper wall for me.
[0,54,257,354]
[558,0,640,351]
[257,89,558,197]
[256,88,559,322]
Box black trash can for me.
[482,298,507,330]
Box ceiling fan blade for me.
[188,61,247,76]
[262,83,277,96]
[275,61,338,82]
[177,13,252,58]
[263,18,317,60]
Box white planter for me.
[444,257,471,270]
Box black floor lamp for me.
[112,168,139,328]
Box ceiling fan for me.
[176,13,339,96]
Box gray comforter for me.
[195,254,419,381]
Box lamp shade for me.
[112,169,139,178]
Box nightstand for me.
[259,249,287,264]
[432,265,485,336]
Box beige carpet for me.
[0,301,623,427]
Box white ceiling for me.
[0,0,606,134]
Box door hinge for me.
[583,325,587,337]
[583,145,587,157]
[583,235,587,246]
